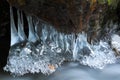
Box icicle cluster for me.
[4,7,119,76]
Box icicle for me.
[64,35,71,53]
[49,26,57,42]
[72,37,78,60]
[27,16,38,43]
[59,33,65,51]
[34,20,40,40]
[41,25,48,43]
[10,7,20,46]
[17,10,27,41]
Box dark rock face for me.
[7,0,120,41]
[7,0,105,33]
[117,2,120,22]
[0,0,10,69]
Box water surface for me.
[1,62,120,80]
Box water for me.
[47,62,120,80]
[1,62,120,80]
[3,7,120,78]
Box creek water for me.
[1,62,120,80]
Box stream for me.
[1,62,120,80]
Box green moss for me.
[98,0,119,8]
[108,0,119,8]
[98,0,107,4]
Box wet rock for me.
[3,1,107,30]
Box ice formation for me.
[4,7,119,76]
[111,34,120,52]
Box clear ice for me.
[111,34,120,52]
[4,7,119,76]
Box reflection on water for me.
[1,62,120,80]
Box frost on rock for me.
[4,42,38,75]
[4,42,64,76]
[81,41,116,69]
[71,33,116,69]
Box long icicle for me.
[10,7,20,46]
[17,10,27,41]
[27,16,38,43]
